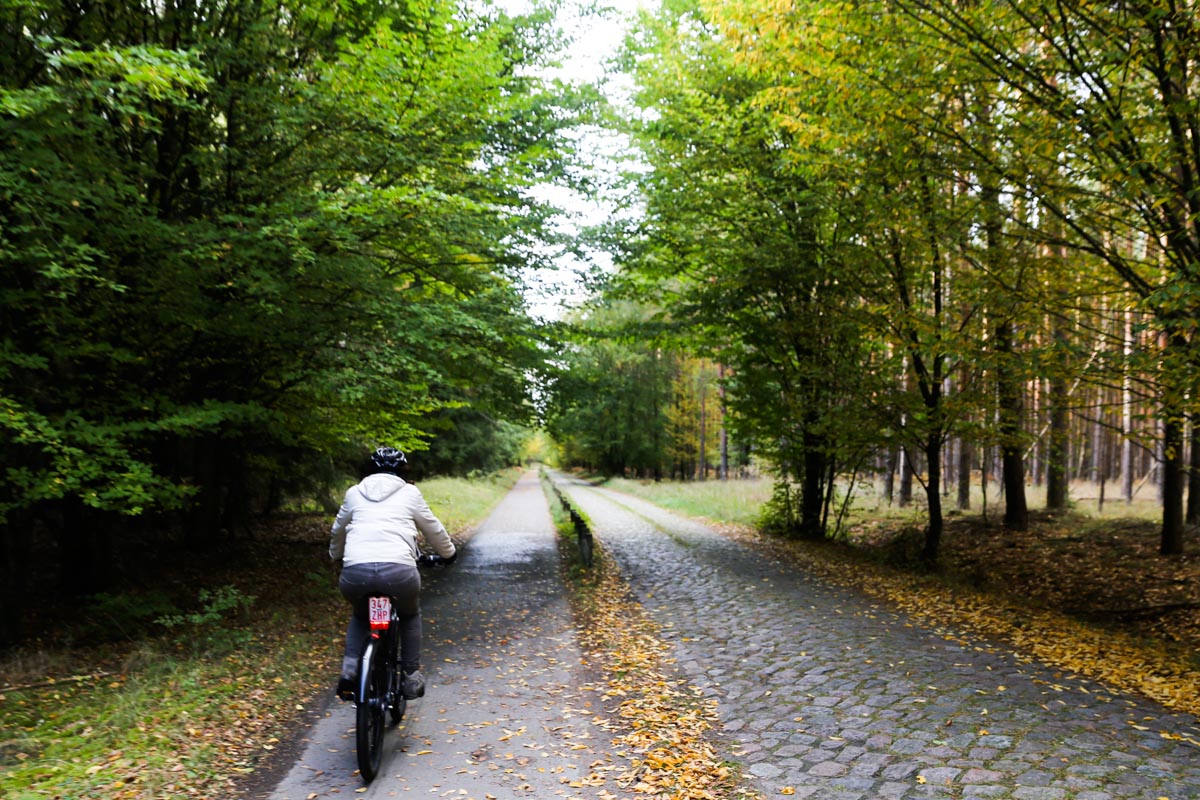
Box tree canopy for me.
[545,0,1200,562]
[5,0,1199,642]
[0,0,589,640]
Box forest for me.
[545,0,1200,560]
[0,0,588,643]
[3,0,1200,642]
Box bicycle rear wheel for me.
[387,623,405,724]
[356,638,385,782]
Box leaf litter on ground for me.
[0,470,523,800]
[8,480,1199,799]
[559,535,762,800]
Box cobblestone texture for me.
[559,476,1200,800]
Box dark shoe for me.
[336,676,356,701]
[402,669,425,699]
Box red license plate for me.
[368,597,391,630]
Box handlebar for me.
[418,553,454,566]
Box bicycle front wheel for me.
[356,638,386,782]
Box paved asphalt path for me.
[556,475,1200,800]
[263,472,622,800]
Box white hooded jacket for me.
[329,473,456,567]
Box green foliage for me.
[419,412,533,478]
[591,0,1200,556]
[873,0,1200,551]
[543,302,678,477]
[156,586,256,654]
[606,0,883,533]
[0,0,585,638]
[89,591,179,641]
[757,481,802,539]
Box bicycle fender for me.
[357,636,377,703]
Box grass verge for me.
[599,476,771,527]
[421,468,523,533]
[0,469,520,800]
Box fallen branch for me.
[0,671,116,695]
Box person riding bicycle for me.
[330,446,457,702]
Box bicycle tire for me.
[356,637,385,782]
[386,620,405,724]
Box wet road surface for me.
[263,471,621,800]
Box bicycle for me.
[353,552,450,782]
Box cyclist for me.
[330,446,457,702]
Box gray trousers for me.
[339,562,422,679]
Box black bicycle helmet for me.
[371,446,408,472]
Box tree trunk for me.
[899,448,914,507]
[1045,368,1070,510]
[800,430,826,539]
[1162,411,1186,555]
[1122,310,1135,504]
[1030,378,1042,487]
[923,435,943,561]
[883,447,897,505]
[1187,418,1200,525]
[957,436,972,510]
[997,319,1029,529]
[1090,407,1104,484]
[697,370,707,481]
[718,364,729,480]
[1160,331,1187,555]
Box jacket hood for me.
[357,473,407,502]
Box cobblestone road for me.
[558,476,1200,800]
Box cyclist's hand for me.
[443,550,458,565]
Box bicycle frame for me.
[351,554,448,782]
[355,594,403,782]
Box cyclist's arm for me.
[329,492,354,562]
[409,488,456,559]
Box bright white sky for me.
[493,0,651,321]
